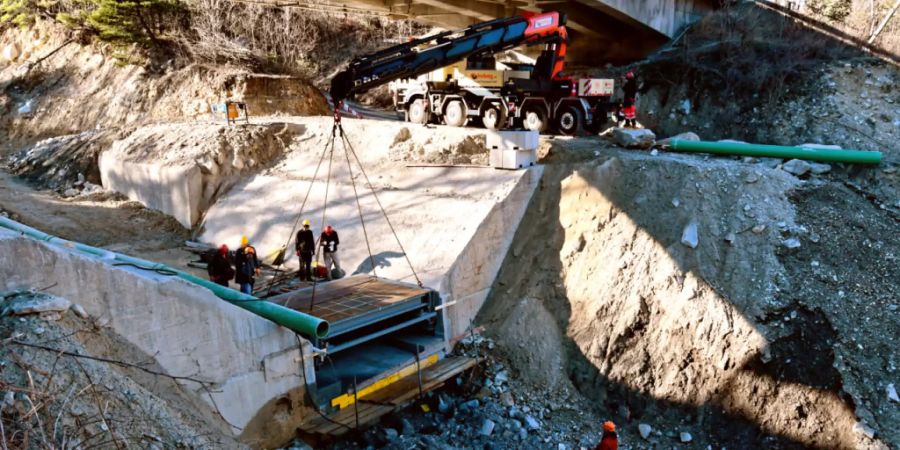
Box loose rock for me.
[657,131,700,147]
[808,162,832,174]
[639,423,652,439]
[480,419,495,436]
[782,159,811,176]
[681,220,699,249]
[3,295,71,316]
[70,304,89,319]
[887,383,899,403]
[783,237,802,249]
[524,415,541,431]
[612,128,656,149]
[680,431,693,443]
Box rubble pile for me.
[0,290,240,449]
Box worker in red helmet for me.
[207,244,234,287]
[621,71,638,128]
[594,421,618,450]
[320,225,342,281]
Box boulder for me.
[1,44,20,63]
[657,131,700,147]
[782,159,811,176]
[808,162,832,174]
[680,432,693,443]
[612,128,655,149]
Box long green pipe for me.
[668,140,882,164]
[0,216,329,339]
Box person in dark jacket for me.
[594,421,618,450]
[234,235,260,294]
[295,219,315,281]
[207,244,234,287]
[320,225,341,281]
[621,71,638,128]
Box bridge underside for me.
[344,0,716,63]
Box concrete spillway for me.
[4,119,542,446]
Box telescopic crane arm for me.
[329,12,568,103]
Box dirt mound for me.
[477,148,895,449]
[0,22,327,152]
[0,291,241,449]
[388,126,488,165]
[7,129,128,192]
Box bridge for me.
[342,0,718,61]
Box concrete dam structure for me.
[1,118,543,447]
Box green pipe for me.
[0,217,329,339]
[668,140,882,164]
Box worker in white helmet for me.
[295,219,315,281]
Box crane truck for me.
[330,12,615,135]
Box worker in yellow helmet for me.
[234,235,260,294]
[294,219,315,281]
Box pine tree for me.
[86,0,182,46]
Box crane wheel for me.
[481,104,506,130]
[522,106,548,133]
[555,105,584,136]
[408,99,428,124]
[444,100,467,127]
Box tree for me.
[807,0,854,21]
[86,0,183,46]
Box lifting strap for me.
[268,105,423,310]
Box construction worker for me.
[234,235,260,294]
[295,219,315,281]
[320,225,341,281]
[207,244,234,287]
[594,421,618,450]
[621,71,638,128]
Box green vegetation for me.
[1,0,184,48]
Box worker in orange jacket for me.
[594,421,618,450]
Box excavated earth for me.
[329,137,898,450]
[481,147,897,449]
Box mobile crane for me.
[330,12,615,134]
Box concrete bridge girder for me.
[350,0,715,61]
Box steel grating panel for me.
[266,275,433,333]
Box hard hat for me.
[240,235,249,246]
[303,219,310,227]
[325,225,333,233]
[603,421,616,432]
[625,71,634,79]
[219,244,228,255]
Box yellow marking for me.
[330,354,440,409]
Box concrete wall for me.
[0,230,315,439]
[440,166,543,340]
[99,153,203,228]
[587,0,714,37]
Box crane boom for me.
[330,12,567,102]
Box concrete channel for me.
[0,125,542,446]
